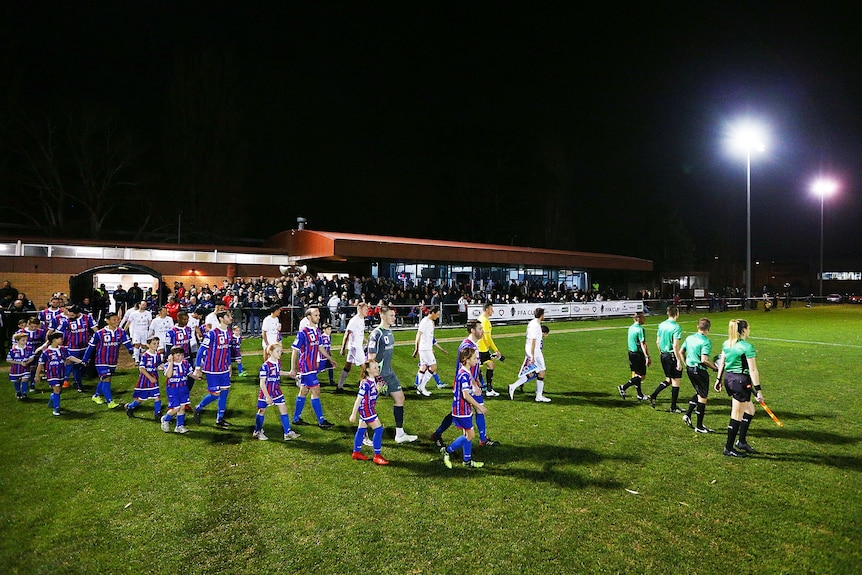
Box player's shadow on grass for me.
[760,451,862,471]
[546,390,638,408]
[54,409,97,420]
[760,410,836,422]
[755,427,860,445]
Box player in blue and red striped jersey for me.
[52,305,96,392]
[430,320,498,448]
[192,310,234,427]
[125,336,163,420]
[7,332,35,400]
[287,307,336,429]
[35,332,84,416]
[23,317,47,391]
[82,312,134,409]
[38,296,64,330]
[230,325,250,378]
[317,323,336,385]
[349,359,389,465]
[253,343,301,441]
[161,346,199,434]
[166,311,195,404]
[441,346,487,469]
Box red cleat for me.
[352,451,369,461]
[62,380,70,389]
[373,454,390,466]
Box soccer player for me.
[82,312,134,408]
[508,308,551,402]
[349,359,389,465]
[715,319,764,457]
[618,311,651,401]
[148,306,174,352]
[441,346,487,469]
[478,302,503,397]
[23,317,47,391]
[367,305,418,443]
[38,296,64,330]
[261,306,282,351]
[336,301,369,392]
[53,304,96,392]
[681,317,718,433]
[35,332,84,416]
[645,305,684,412]
[161,345,197,434]
[288,307,336,429]
[253,343,301,441]
[430,319,498,448]
[125,336,163,420]
[318,323,336,385]
[165,312,193,359]
[120,301,152,365]
[412,306,448,396]
[192,310,234,427]
[7,332,35,400]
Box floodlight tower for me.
[811,177,838,297]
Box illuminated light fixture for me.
[811,176,839,297]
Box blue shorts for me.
[47,378,63,387]
[166,386,190,409]
[96,366,116,378]
[133,387,161,401]
[257,394,285,409]
[9,374,29,383]
[298,373,320,388]
[453,415,474,430]
[204,371,231,392]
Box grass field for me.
[1,305,860,574]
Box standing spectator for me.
[127,282,144,308]
[327,292,341,331]
[112,285,128,316]
[367,305,418,444]
[0,280,17,303]
[165,297,181,322]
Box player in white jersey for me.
[508,307,551,402]
[121,301,152,364]
[261,306,283,350]
[148,306,174,351]
[336,301,369,392]
[412,306,448,396]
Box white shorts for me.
[418,349,437,368]
[347,346,366,366]
[262,337,281,351]
[532,351,546,372]
[131,330,149,345]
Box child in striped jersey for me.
[318,323,335,385]
[125,337,163,419]
[7,332,35,400]
[253,344,301,441]
[161,346,198,433]
[349,359,389,465]
[441,346,487,469]
[35,332,84,416]
[231,325,251,378]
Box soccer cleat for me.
[362,436,374,448]
[53,409,61,416]
[215,420,232,428]
[239,371,251,378]
[508,384,516,400]
[154,411,161,421]
[318,419,334,429]
[107,401,122,409]
[431,434,445,449]
[256,430,269,441]
[695,426,715,434]
[723,448,746,458]
[441,447,452,469]
[535,396,552,403]
[734,441,758,454]
[480,438,499,447]
[463,460,484,468]
[91,395,105,405]
[682,414,693,428]
[174,425,189,434]
[416,388,431,397]
[160,417,170,433]
[486,388,500,397]
[193,409,202,424]
[125,406,134,418]
[352,451,370,461]
[669,407,684,414]
[648,396,656,409]
[292,418,310,426]
[395,432,418,444]
[618,385,627,399]
[372,454,390,465]
[77,388,85,394]
[637,394,648,401]
[436,382,447,389]
[62,380,70,389]
[284,430,301,441]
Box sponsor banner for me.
[467,301,642,323]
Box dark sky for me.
[4,2,861,267]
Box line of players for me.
[618,305,767,458]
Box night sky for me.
[4,2,861,270]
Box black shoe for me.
[735,441,758,453]
[125,406,134,418]
[480,438,499,447]
[695,426,715,434]
[431,434,445,449]
[318,419,334,429]
[154,411,161,421]
[293,418,310,426]
[648,396,656,409]
[617,385,627,399]
[333,387,346,394]
[215,419,232,428]
[723,448,747,458]
[668,407,683,414]
[682,414,693,428]
[193,409,202,425]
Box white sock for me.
[536,379,545,398]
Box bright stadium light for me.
[811,177,838,298]
[727,120,767,308]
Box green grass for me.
[1,306,860,574]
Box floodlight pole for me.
[746,148,752,308]
[819,191,825,297]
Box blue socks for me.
[353,427,365,452]
[293,396,307,422]
[373,426,383,454]
[432,372,443,386]
[255,413,265,432]
[311,397,324,423]
[280,414,292,434]
[196,393,218,412]
[217,389,230,421]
